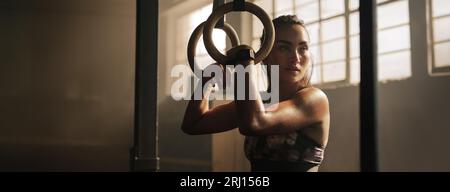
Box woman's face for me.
[264,24,311,86]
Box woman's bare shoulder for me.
[295,87,330,146]
[289,87,330,123]
[295,87,329,106]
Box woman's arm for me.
[234,59,330,138]
[181,73,238,135]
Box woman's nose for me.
[291,50,301,62]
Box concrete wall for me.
[157,0,212,172]
[0,0,135,171]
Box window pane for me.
[214,29,226,52]
[321,16,345,41]
[434,42,450,67]
[323,61,346,82]
[350,12,360,35]
[296,1,319,23]
[195,29,226,55]
[306,23,319,45]
[378,26,410,54]
[350,58,360,84]
[195,36,207,55]
[378,0,409,29]
[349,0,359,11]
[322,39,346,62]
[378,51,411,81]
[185,4,227,58]
[433,16,450,42]
[253,15,264,38]
[275,9,294,17]
[310,45,321,64]
[295,0,317,7]
[311,64,321,84]
[350,54,412,83]
[275,0,293,14]
[189,4,212,29]
[350,35,360,59]
[254,0,273,18]
[432,0,450,17]
[252,39,260,52]
[321,0,345,18]
[377,0,390,4]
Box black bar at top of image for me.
[359,0,379,172]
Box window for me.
[428,0,450,75]
[252,0,412,86]
[176,4,226,72]
[351,0,412,83]
[173,4,226,97]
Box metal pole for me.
[213,0,225,28]
[130,0,159,171]
[359,0,378,172]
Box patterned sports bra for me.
[244,131,325,165]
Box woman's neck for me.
[278,82,305,101]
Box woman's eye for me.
[279,45,290,52]
[299,46,308,53]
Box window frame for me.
[427,0,450,76]
[302,0,352,87]
[170,3,228,98]
[251,0,413,88]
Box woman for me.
[181,15,330,172]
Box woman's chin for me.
[287,69,300,75]
[280,70,303,82]
[281,77,302,85]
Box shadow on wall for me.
[158,96,212,171]
[0,0,135,171]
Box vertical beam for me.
[213,0,224,29]
[232,0,245,11]
[359,0,378,172]
[131,0,159,171]
[409,0,428,79]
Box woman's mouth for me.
[285,67,301,72]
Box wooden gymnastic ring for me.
[202,2,274,65]
[187,22,240,78]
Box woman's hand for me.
[226,45,255,67]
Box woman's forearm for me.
[181,82,213,134]
[234,62,268,135]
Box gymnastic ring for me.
[187,22,240,78]
[203,2,274,65]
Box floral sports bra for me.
[244,131,325,165]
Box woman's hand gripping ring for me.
[202,2,274,65]
[187,22,240,78]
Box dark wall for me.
[0,0,135,171]
[157,97,212,171]
[157,10,212,171]
[320,0,450,171]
